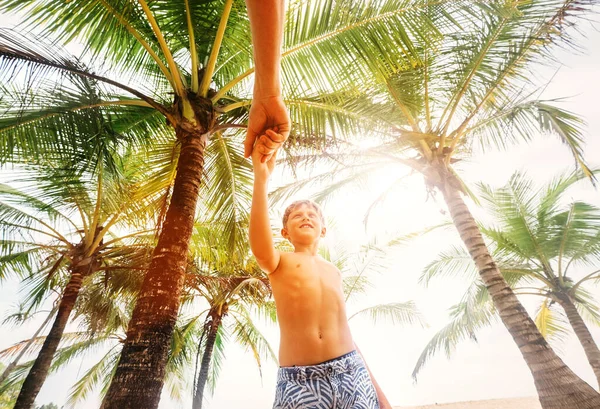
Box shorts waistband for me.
[277,350,362,382]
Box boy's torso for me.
[269,252,355,367]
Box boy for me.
[249,130,392,409]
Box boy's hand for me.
[255,129,285,163]
[244,95,290,159]
[252,129,282,180]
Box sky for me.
[1,6,600,409]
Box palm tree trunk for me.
[0,306,56,386]
[555,292,600,388]
[103,125,210,409]
[193,313,223,409]
[13,271,84,409]
[440,180,600,409]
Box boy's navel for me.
[296,264,301,268]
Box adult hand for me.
[244,95,290,160]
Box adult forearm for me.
[372,377,392,408]
[245,0,285,95]
[355,344,392,408]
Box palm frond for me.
[534,298,570,345]
[0,28,161,111]
[412,282,497,380]
[252,300,278,324]
[573,286,600,327]
[342,275,372,300]
[349,301,427,327]
[420,245,478,286]
[537,170,588,228]
[49,335,113,371]
[205,324,229,395]
[342,243,389,302]
[448,0,593,150]
[0,247,52,281]
[536,103,595,183]
[386,222,453,248]
[230,306,278,379]
[1,79,165,169]
[65,345,121,408]
[203,131,252,258]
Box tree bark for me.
[555,292,600,389]
[102,125,210,409]
[440,179,600,409]
[193,313,223,409]
[13,271,84,409]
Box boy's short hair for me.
[282,200,325,227]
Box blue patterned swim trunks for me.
[273,351,379,409]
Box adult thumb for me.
[244,131,257,158]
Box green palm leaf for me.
[65,346,121,408]
[230,307,278,379]
[420,245,478,286]
[348,301,426,327]
[412,282,497,380]
[416,171,600,377]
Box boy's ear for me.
[281,228,289,240]
[320,227,327,237]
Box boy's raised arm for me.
[250,136,281,274]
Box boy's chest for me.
[275,256,342,292]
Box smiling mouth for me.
[300,224,313,228]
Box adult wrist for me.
[253,76,282,98]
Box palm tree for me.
[0,158,160,408]
[4,1,597,406]
[1,124,271,409]
[182,191,276,409]
[0,1,444,405]
[270,1,600,407]
[1,226,274,409]
[0,285,194,409]
[414,171,600,388]
[186,260,275,409]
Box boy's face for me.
[281,203,326,245]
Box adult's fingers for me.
[244,131,258,158]
[273,118,291,140]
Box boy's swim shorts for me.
[273,350,379,409]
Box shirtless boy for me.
[249,130,392,409]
